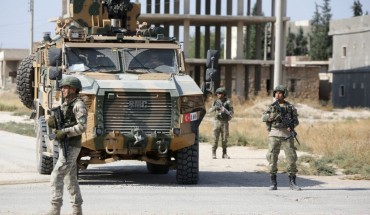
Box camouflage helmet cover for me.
[60,76,82,91]
[215,87,226,94]
[272,85,288,97]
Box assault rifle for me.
[282,116,301,145]
[271,101,301,145]
[215,100,232,119]
[48,106,68,158]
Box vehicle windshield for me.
[123,48,178,74]
[65,48,120,72]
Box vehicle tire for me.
[176,131,199,184]
[146,162,170,174]
[16,55,35,109]
[35,116,53,174]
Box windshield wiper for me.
[82,65,113,72]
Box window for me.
[124,49,177,74]
[342,46,347,57]
[289,79,296,93]
[66,48,120,72]
[266,79,271,94]
[339,85,345,97]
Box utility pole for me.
[29,0,34,54]
[273,0,283,88]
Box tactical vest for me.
[62,97,81,127]
[269,102,296,129]
[62,97,83,146]
[215,99,232,121]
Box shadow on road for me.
[78,164,324,188]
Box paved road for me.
[0,130,370,215]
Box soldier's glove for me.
[47,116,57,129]
[55,130,67,141]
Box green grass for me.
[0,122,35,137]
[276,155,336,176]
[0,103,18,112]
[199,133,209,142]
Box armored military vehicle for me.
[16,0,205,184]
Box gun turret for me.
[57,0,141,40]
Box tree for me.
[286,28,296,56]
[352,0,363,16]
[286,26,308,56]
[245,4,258,59]
[309,0,332,60]
[321,0,332,59]
[244,3,268,59]
[294,27,308,56]
[188,31,224,59]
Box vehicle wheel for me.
[176,131,199,184]
[35,116,53,174]
[16,55,35,109]
[146,162,170,174]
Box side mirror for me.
[49,67,62,80]
[203,50,220,96]
[205,68,220,82]
[206,50,219,69]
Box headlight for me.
[187,100,194,108]
[181,96,188,103]
[179,95,204,113]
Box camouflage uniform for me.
[262,85,301,190]
[47,77,87,215]
[208,87,233,159]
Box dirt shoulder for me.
[199,142,370,189]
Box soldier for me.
[208,87,233,159]
[46,76,87,215]
[262,85,301,191]
[145,52,163,69]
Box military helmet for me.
[215,87,226,94]
[60,76,82,91]
[272,85,288,97]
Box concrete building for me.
[139,0,287,99]
[0,49,29,89]
[285,56,329,101]
[287,20,311,37]
[329,15,370,108]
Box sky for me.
[0,0,369,49]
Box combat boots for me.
[46,203,61,215]
[269,174,277,190]
[212,150,216,159]
[289,174,301,191]
[72,205,83,215]
[222,149,230,159]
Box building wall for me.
[329,15,370,107]
[285,66,320,100]
[255,65,320,100]
[332,71,370,108]
[0,49,29,89]
[329,15,370,71]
